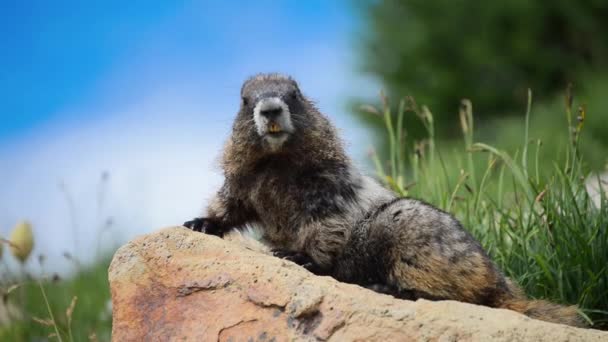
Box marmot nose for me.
[260,108,282,119]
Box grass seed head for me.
[9,220,34,263]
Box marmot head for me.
[224,73,345,175]
[238,73,307,152]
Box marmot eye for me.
[242,96,249,106]
[289,91,298,100]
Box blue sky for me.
[1,1,362,140]
[0,1,379,273]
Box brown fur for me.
[353,197,586,327]
[501,280,585,327]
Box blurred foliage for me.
[0,260,112,342]
[0,172,115,341]
[358,76,608,173]
[477,77,608,172]
[357,0,608,133]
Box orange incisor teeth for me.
[269,123,281,133]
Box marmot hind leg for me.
[372,199,585,327]
[378,198,511,306]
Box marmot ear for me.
[289,91,298,101]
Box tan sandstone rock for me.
[109,227,607,341]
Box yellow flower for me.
[10,221,34,263]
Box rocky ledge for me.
[109,227,606,341]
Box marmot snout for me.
[242,74,301,152]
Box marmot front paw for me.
[183,217,224,237]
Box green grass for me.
[478,77,608,173]
[365,90,608,329]
[1,259,112,341]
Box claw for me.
[183,218,205,232]
[271,249,324,274]
[301,262,324,274]
[272,250,293,258]
[182,217,225,236]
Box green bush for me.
[358,76,608,173]
[358,0,608,132]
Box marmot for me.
[184,73,584,327]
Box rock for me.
[109,227,607,341]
